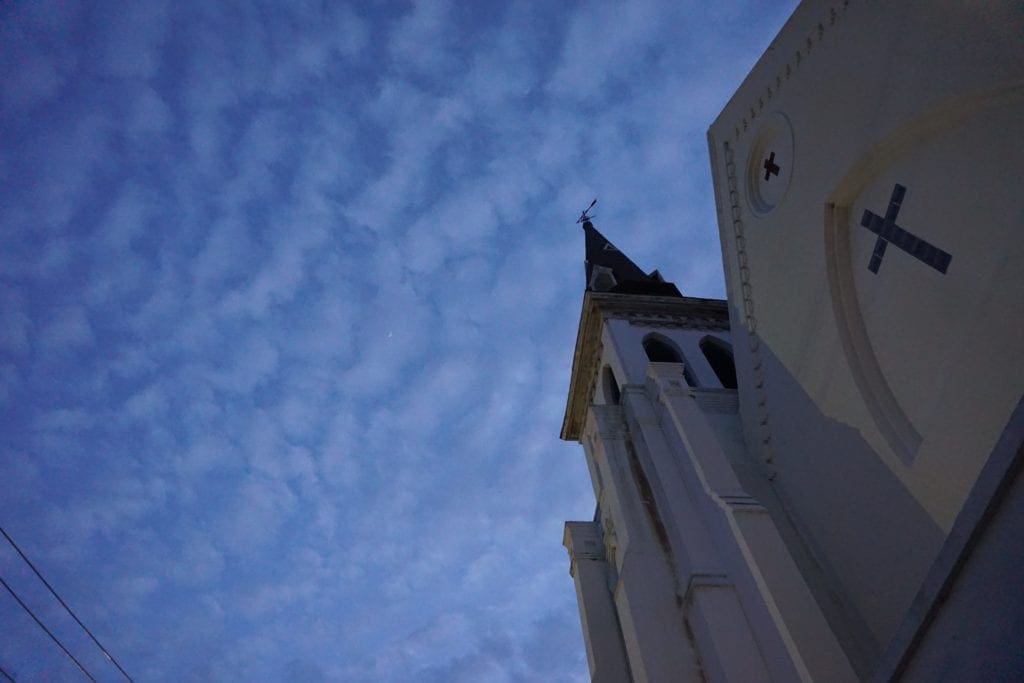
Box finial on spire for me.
[576,198,597,226]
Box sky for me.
[0,1,797,680]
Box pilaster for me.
[621,374,775,682]
[647,363,856,683]
[584,404,704,682]
[564,521,632,682]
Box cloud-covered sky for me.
[0,1,796,679]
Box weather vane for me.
[576,198,597,224]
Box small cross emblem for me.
[859,184,952,274]
[763,151,780,181]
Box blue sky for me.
[0,1,796,679]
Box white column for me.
[621,378,772,683]
[585,404,704,682]
[646,362,857,683]
[564,521,632,683]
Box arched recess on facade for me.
[699,336,738,389]
[602,365,621,405]
[643,333,698,386]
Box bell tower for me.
[560,213,855,682]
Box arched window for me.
[602,366,621,405]
[643,336,682,363]
[700,336,738,389]
[643,334,699,387]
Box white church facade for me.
[559,1,1024,680]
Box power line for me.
[0,525,134,682]
[0,662,16,682]
[0,573,95,681]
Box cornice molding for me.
[560,292,729,441]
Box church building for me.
[559,1,1024,681]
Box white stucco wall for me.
[708,0,1024,664]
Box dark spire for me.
[579,217,682,297]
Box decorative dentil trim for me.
[729,0,855,143]
[626,314,729,331]
[723,140,774,463]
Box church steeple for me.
[578,206,682,297]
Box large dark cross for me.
[763,152,780,181]
[859,183,952,274]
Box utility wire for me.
[0,662,16,682]
[0,525,134,682]
[0,573,95,681]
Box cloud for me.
[176,433,236,478]
[7,109,114,238]
[99,182,154,252]
[212,334,279,393]
[388,1,461,77]
[0,3,80,116]
[192,215,261,294]
[345,79,475,234]
[0,1,800,679]
[0,293,32,355]
[126,85,173,139]
[171,535,225,585]
[334,6,371,60]
[124,382,170,420]
[338,275,432,396]
[219,220,330,319]
[215,472,297,556]
[94,1,169,79]
[461,20,538,107]
[0,52,66,115]
[318,412,363,489]
[264,5,371,96]
[547,0,667,101]
[32,407,94,433]
[38,305,94,352]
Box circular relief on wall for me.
[746,112,794,217]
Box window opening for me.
[602,366,621,405]
[643,335,698,386]
[700,337,738,389]
[643,337,681,363]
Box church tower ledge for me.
[561,291,730,442]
